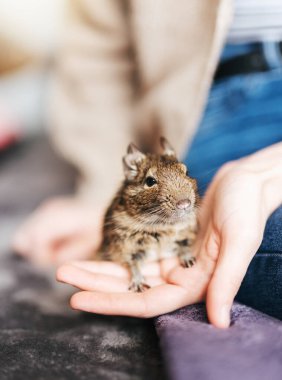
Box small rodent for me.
[99,137,199,292]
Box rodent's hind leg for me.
[127,253,150,293]
[176,239,196,268]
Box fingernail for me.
[218,305,230,328]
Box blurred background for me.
[0,0,74,255]
[0,2,281,379]
[0,0,66,149]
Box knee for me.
[259,206,282,254]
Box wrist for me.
[239,143,282,215]
[240,142,282,175]
[263,175,282,216]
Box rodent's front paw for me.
[179,255,196,268]
[128,281,151,293]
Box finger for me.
[13,210,99,256]
[70,260,161,278]
[12,233,31,256]
[16,231,55,266]
[12,221,34,255]
[13,215,52,254]
[70,283,193,318]
[57,264,129,291]
[57,264,164,292]
[69,260,130,278]
[23,231,56,266]
[206,234,260,328]
[14,225,100,265]
[13,220,56,258]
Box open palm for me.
[56,253,213,318]
[57,148,280,326]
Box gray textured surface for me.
[0,137,164,380]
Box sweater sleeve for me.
[49,0,135,209]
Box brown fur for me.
[98,138,200,292]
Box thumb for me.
[206,233,260,328]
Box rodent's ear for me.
[123,143,145,180]
[160,137,176,158]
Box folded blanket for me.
[155,302,282,380]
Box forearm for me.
[49,0,134,209]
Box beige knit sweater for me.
[50,0,232,210]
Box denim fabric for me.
[183,45,282,320]
[237,206,282,319]
[184,69,282,195]
[220,42,258,61]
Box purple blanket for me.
[156,302,282,380]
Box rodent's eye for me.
[186,170,189,176]
[145,176,157,187]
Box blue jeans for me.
[183,43,282,320]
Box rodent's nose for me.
[176,199,191,210]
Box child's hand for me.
[13,197,104,265]
[57,143,282,327]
